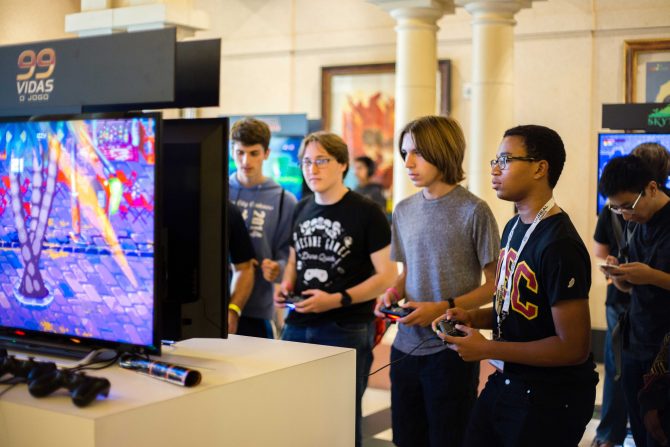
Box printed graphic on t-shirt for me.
[294,216,353,289]
[235,199,274,239]
[496,248,539,320]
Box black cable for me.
[69,353,121,372]
[367,336,444,377]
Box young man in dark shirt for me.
[599,154,670,447]
[275,131,397,447]
[434,124,597,446]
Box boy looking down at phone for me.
[599,154,670,447]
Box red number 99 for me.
[16,48,55,81]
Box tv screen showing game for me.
[597,133,670,214]
[0,113,161,356]
[229,135,304,200]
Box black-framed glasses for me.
[609,190,643,215]
[489,155,538,170]
[300,157,333,169]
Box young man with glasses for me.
[275,131,397,447]
[374,115,500,447]
[599,154,670,447]
[435,124,597,446]
[229,117,297,338]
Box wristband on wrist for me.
[340,290,353,307]
[228,303,242,317]
[386,287,400,301]
[446,298,455,310]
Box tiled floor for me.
[361,362,636,447]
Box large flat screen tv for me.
[161,118,228,341]
[597,132,670,214]
[0,113,161,357]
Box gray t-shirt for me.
[391,186,500,355]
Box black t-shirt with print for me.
[494,212,596,384]
[286,191,391,326]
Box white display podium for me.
[0,336,356,447]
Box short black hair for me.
[355,156,376,178]
[599,155,655,197]
[503,125,565,188]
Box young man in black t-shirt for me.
[434,125,597,446]
[228,202,256,333]
[599,155,670,447]
[275,131,396,447]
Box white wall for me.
[2,0,670,329]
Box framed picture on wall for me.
[320,60,450,194]
[624,38,670,103]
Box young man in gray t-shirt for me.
[375,115,499,447]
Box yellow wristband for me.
[228,303,242,317]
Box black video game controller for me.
[435,319,466,338]
[0,349,57,382]
[379,304,414,320]
[28,369,111,407]
[281,291,306,309]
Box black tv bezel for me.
[161,117,229,341]
[0,111,162,357]
[596,131,670,215]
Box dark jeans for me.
[595,303,629,444]
[237,316,274,339]
[622,351,663,447]
[281,321,375,447]
[390,346,479,447]
[463,371,595,447]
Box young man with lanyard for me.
[435,124,597,446]
[229,117,297,338]
[599,154,670,447]
[274,131,397,447]
[375,115,500,447]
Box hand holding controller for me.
[281,291,306,309]
[379,304,414,321]
[435,319,466,338]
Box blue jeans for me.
[595,303,629,444]
[237,316,274,339]
[464,371,596,447]
[281,321,375,447]
[390,346,479,447]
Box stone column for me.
[369,0,454,205]
[456,0,537,226]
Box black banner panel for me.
[602,103,670,132]
[0,29,177,117]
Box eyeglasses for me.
[300,158,333,169]
[609,191,643,215]
[489,155,538,170]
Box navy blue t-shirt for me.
[494,211,596,383]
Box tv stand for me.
[0,336,355,447]
[0,337,117,364]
